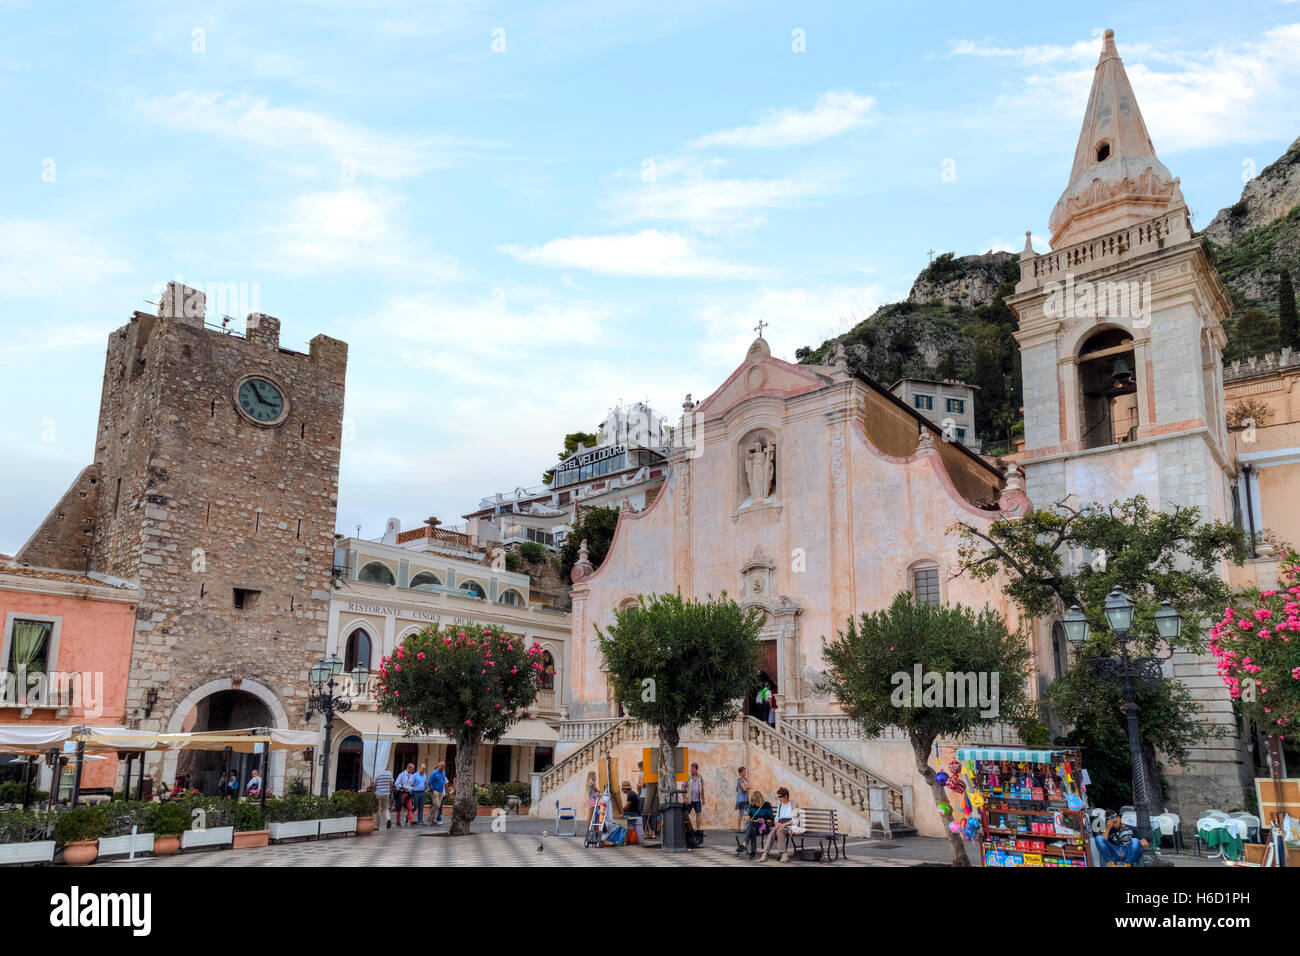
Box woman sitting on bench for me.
[736,790,773,859]
[759,788,796,863]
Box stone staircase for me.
[534,716,914,838]
[743,717,915,838]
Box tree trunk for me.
[450,733,480,836]
[659,727,680,799]
[910,732,970,867]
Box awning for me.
[0,725,76,754]
[502,718,559,747]
[955,748,1063,763]
[336,712,557,747]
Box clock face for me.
[236,376,287,425]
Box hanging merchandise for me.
[957,746,1092,868]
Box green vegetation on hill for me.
[796,253,1023,448]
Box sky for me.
[2,0,1299,554]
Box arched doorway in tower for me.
[176,690,274,796]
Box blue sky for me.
[2,0,1299,554]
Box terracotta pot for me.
[356,816,375,835]
[232,829,270,849]
[153,835,181,856]
[62,840,99,866]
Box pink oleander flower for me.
[417,652,425,660]
[395,663,402,671]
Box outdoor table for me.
[1197,819,1245,861]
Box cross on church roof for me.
[927,249,936,264]
[754,319,768,339]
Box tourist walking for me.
[395,762,416,827]
[372,764,395,830]
[412,763,429,825]
[758,787,795,863]
[767,696,779,728]
[687,762,705,830]
[427,761,447,825]
[735,767,751,830]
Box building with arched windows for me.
[324,531,570,793]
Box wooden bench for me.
[792,808,847,861]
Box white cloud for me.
[946,33,1156,66]
[692,282,889,368]
[259,187,460,280]
[692,91,876,149]
[0,219,132,297]
[961,25,1300,153]
[500,229,767,280]
[608,154,828,233]
[135,91,464,179]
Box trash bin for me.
[660,787,688,853]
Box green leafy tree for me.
[559,505,619,579]
[953,496,1243,803]
[820,592,1034,866]
[542,431,599,484]
[373,623,543,835]
[596,592,763,808]
[1279,269,1299,352]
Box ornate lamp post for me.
[307,654,368,797]
[1063,589,1182,863]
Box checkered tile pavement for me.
[101,823,935,868]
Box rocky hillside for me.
[796,252,1022,449]
[798,135,1300,440]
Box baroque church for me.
[548,29,1249,834]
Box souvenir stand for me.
[956,746,1092,868]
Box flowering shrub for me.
[1210,551,1300,737]
[372,623,543,741]
[372,623,543,834]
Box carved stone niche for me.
[741,544,776,598]
[737,428,778,509]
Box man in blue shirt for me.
[412,763,429,825]
[427,760,447,825]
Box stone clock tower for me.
[1008,31,1247,812]
[18,282,348,792]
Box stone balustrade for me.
[1019,209,1189,289]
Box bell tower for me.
[1008,30,1247,811]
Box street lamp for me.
[307,653,360,798]
[1062,589,1183,862]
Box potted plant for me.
[97,801,155,858]
[0,808,56,864]
[320,790,360,837]
[232,801,269,849]
[264,795,322,842]
[353,791,378,835]
[146,800,190,856]
[52,806,107,866]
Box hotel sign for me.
[557,443,626,473]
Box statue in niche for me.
[744,439,775,501]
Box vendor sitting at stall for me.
[1094,810,1148,865]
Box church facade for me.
[551,29,1255,829]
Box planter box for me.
[475,805,525,816]
[318,816,357,838]
[0,841,56,865]
[232,829,269,849]
[182,826,234,851]
[97,832,155,858]
[269,820,319,842]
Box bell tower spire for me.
[1048,29,1183,248]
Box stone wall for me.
[15,464,101,571]
[23,285,348,788]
